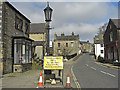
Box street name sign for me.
[44,56,63,69]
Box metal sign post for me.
[43,56,64,86]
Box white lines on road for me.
[91,67,96,70]
[100,71,116,77]
[100,71,107,74]
[106,73,116,77]
[86,64,116,78]
[85,64,96,70]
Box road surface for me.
[73,53,119,88]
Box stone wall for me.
[53,40,79,56]
[29,33,47,56]
[14,63,32,72]
[2,2,30,74]
[29,33,45,41]
[104,20,118,44]
[118,30,120,41]
[0,2,3,73]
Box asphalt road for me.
[73,53,119,88]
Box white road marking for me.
[91,67,96,70]
[106,73,116,77]
[100,71,116,77]
[100,71,107,74]
[86,63,116,78]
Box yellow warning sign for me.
[44,56,63,70]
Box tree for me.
[98,23,108,35]
[58,44,75,59]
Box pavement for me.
[73,53,119,88]
[2,70,42,88]
[1,55,81,89]
[91,56,120,69]
[3,53,119,89]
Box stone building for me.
[104,19,120,63]
[0,2,33,74]
[94,31,104,59]
[49,41,53,56]
[29,23,49,59]
[80,41,93,53]
[53,32,79,59]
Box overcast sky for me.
[8,0,118,43]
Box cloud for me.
[8,0,119,2]
[51,2,117,27]
[11,2,118,42]
[50,23,104,42]
[50,2,117,42]
[11,2,45,22]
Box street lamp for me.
[44,2,53,22]
[44,2,53,76]
[44,2,53,55]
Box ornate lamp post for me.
[44,2,53,75]
[44,2,53,56]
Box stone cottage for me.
[30,23,49,59]
[53,32,79,59]
[94,31,104,59]
[80,41,93,53]
[0,2,33,74]
[104,19,120,63]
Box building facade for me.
[53,32,79,59]
[0,2,33,74]
[49,41,53,56]
[80,41,93,53]
[30,23,49,59]
[104,19,120,63]
[94,32,104,59]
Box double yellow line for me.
[71,65,81,90]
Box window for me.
[58,49,61,54]
[14,38,32,64]
[25,23,29,34]
[15,16,23,30]
[101,44,103,47]
[58,43,60,47]
[66,43,68,47]
[110,32,113,42]
[101,50,104,54]
[71,42,74,47]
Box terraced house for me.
[94,31,104,59]
[104,19,120,63]
[53,32,79,59]
[0,2,33,74]
[30,23,49,59]
[80,41,93,53]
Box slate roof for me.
[111,19,120,29]
[80,41,90,44]
[30,23,46,34]
[56,35,79,41]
